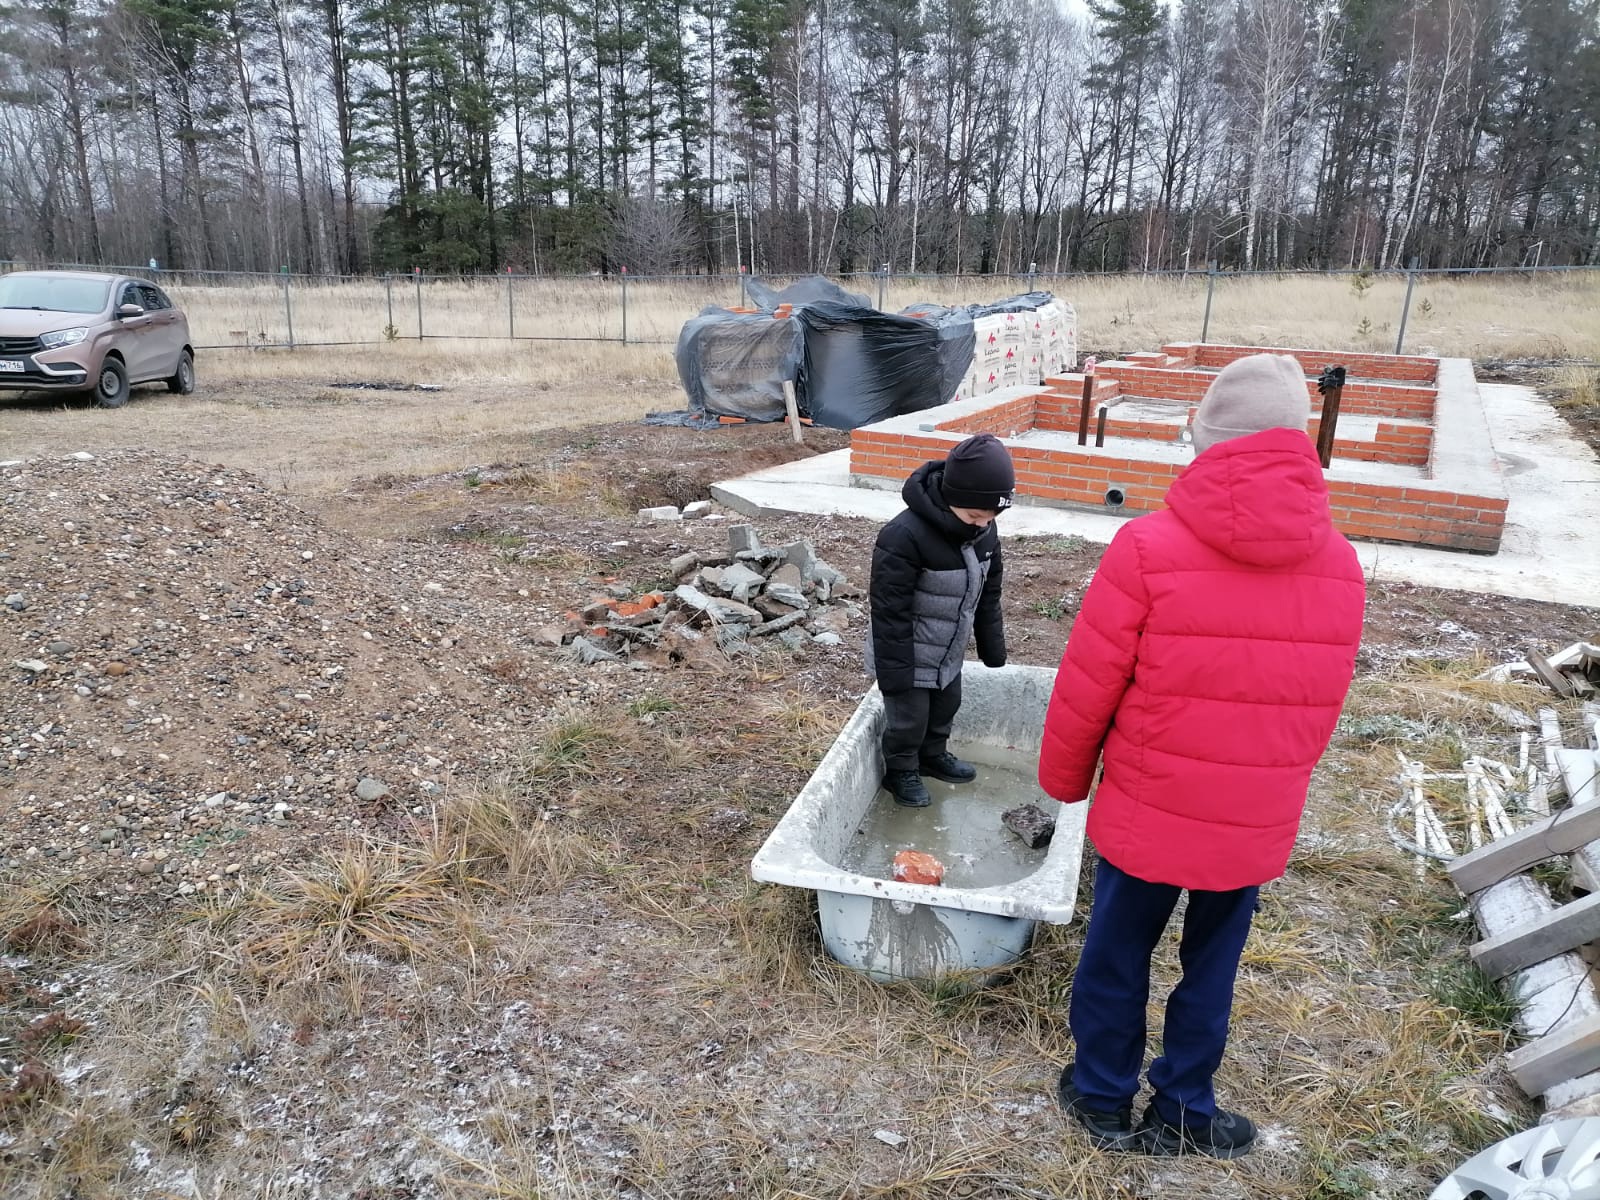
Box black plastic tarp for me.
[795,301,968,429]
[745,275,871,312]
[669,306,804,425]
[652,276,1051,430]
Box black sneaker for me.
[920,752,977,784]
[1136,1105,1257,1159]
[1057,1065,1140,1151]
[883,769,932,808]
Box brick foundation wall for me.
[1325,483,1507,554]
[932,394,1037,436]
[849,344,1501,553]
[851,427,1502,552]
[1174,342,1439,383]
[1041,363,1436,421]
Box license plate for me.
[0,359,24,373]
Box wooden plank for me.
[1527,647,1578,698]
[1448,802,1600,893]
[1557,748,1600,808]
[1509,1010,1600,1096]
[782,381,804,445]
[1471,891,1600,978]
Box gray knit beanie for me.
[1191,354,1310,454]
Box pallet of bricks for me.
[1436,644,1600,1112]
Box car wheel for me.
[167,350,195,395]
[95,358,130,408]
[1429,1117,1600,1198]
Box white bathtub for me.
[750,663,1087,984]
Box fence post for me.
[385,274,394,337]
[507,268,515,340]
[621,268,629,345]
[414,268,423,340]
[1201,262,1217,343]
[739,267,747,308]
[281,266,295,350]
[1395,256,1420,355]
[878,263,888,311]
[1028,261,1037,293]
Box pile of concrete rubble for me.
[540,524,862,667]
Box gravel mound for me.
[0,451,553,902]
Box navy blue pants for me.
[1069,856,1259,1127]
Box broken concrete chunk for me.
[728,524,762,554]
[778,627,813,652]
[683,500,713,518]
[718,562,768,603]
[750,610,808,636]
[735,547,785,568]
[812,631,844,646]
[637,505,682,525]
[810,608,850,636]
[1002,803,1056,849]
[812,559,844,587]
[533,621,576,647]
[765,582,810,611]
[782,541,817,579]
[568,636,621,664]
[692,566,726,593]
[768,562,805,590]
[715,625,751,652]
[673,584,763,625]
[581,599,615,623]
[753,594,800,621]
[668,551,701,579]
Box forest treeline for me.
[0,0,1596,277]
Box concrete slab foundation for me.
[711,381,1600,608]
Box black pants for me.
[881,677,962,772]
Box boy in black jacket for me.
[866,433,1013,807]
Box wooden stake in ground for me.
[782,381,804,445]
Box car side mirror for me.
[118,303,145,318]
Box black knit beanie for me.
[940,433,1015,512]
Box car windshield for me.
[0,275,110,314]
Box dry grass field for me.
[2,273,1599,1199]
[163,269,1600,362]
[1,269,1567,498]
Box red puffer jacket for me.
[1038,428,1365,891]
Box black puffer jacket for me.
[866,460,1005,694]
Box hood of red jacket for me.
[1165,428,1334,568]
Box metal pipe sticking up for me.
[1094,405,1108,448]
[1315,365,1347,469]
[1076,357,1098,446]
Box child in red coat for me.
[1039,353,1365,1156]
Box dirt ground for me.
[3,369,1600,1199]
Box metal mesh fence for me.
[1,261,1595,357]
